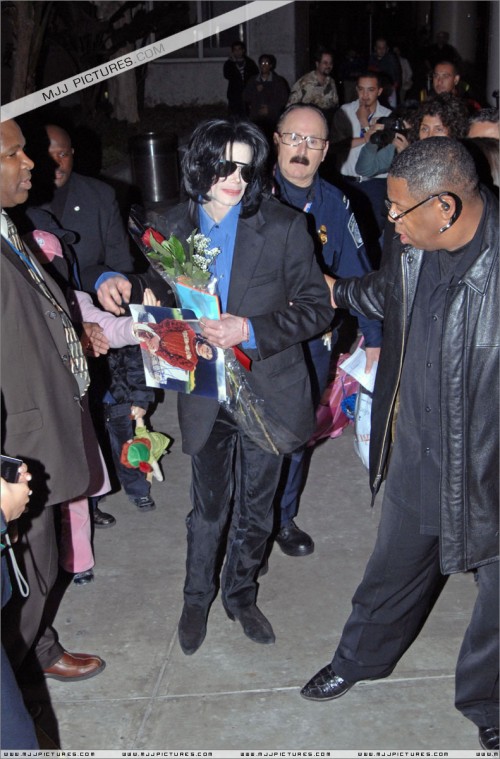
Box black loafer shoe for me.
[479,726,500,750]
[275,520,314,557]
[301,663,354,701]
[226,604,275,644]
[178,604,208,655]
[93,506,116,528]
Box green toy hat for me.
[120,437,153,473]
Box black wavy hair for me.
[410,93,469,142]
[194,336,218,364]
[181,118,269,217]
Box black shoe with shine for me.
[226,604,275,644]
[300,663,354,701]
[178,604,209,655]
[275,520,314,556]
[479,726,499,750]
[93,506,116,528]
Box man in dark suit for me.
[37,124,135,292]
[152,118,333,655]
[1,118,105,682]
[27,123,147,522]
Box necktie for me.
[5,215,90,398]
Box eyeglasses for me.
[216,159,253,183]
[278,132,327,150]
[384,191,460,221]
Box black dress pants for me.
[2,503,64,671]
[331,494,499,728]
[183,407,283,612]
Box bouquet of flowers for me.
[128,206,298,455]
[142,226,220,290]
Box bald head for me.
[46,124,74,188]
[274,105,329,188]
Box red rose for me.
[141,227,165,248]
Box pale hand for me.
[324,274,337,308]
[130,405,146,420]
[142,288,161,307]
[364,346,381,374]
[200,313,246,349]
[356,105,374,128]
[97,275,132,315]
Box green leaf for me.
[147,250,175,270]
[148,233,169,258]
[166,235,186,264]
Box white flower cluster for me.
[190,233,220,272]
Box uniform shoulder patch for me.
[348,213,364,249]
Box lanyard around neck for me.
[4,235,39,274]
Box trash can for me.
[130,131,179,204]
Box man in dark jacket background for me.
[301,137,499,751]
[223,40,259,116]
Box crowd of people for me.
[1,29,498,752]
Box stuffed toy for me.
[120,423,171,482]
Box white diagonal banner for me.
[1,0,293,122]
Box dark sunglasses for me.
[216,160,254,183]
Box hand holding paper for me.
[340,344,378,393]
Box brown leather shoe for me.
[43,651,106,681]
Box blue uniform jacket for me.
[274,169,382,347]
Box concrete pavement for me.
[28,393,480,752]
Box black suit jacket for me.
[32,172,135,292]
[158,197,334,455]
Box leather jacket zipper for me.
[370,249,409,504]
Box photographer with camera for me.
[355,106,417,179]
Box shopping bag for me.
[308,353,359,446]
[353,387,372,469]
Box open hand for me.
[142,288,161,307]
[81,322,110,357]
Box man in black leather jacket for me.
[300,138,499,751]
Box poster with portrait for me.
[130,304,226,401]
